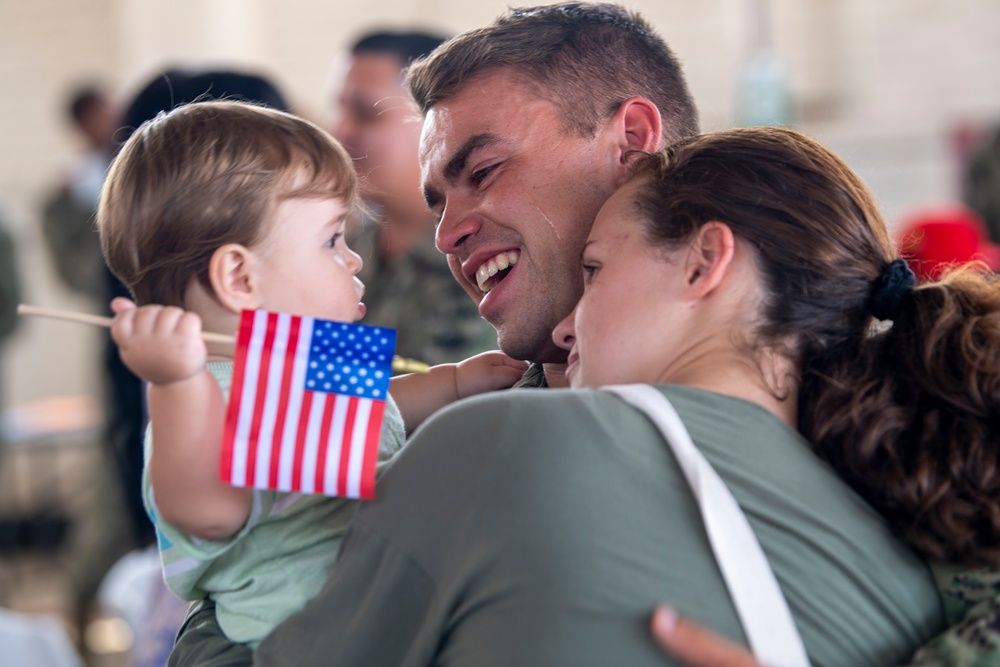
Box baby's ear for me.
[208,243,261,313]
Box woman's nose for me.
[552,307,577,351]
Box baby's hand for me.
[109,297,207,385]
[454,351,529,399]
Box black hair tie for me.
[869,258,916,321]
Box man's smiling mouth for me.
[475,250,519,293]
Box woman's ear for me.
[208,243,261,313]
[684,222,736,300]
[611,97,663,181]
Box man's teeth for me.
[476,251,519,293]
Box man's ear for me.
[611,97,663,180]
[684,222,736,301]
[208,243,261,313]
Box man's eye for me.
[470,164,498,186]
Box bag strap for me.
[606,384,810,667]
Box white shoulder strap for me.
[606,384,810,667]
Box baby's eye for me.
[325,232,344,248]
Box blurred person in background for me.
[41,84,119,304]
[964,122,1000,244]
[0,208,23,409]
[330,30,498,365]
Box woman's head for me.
[555,127,897,390]
[100,100,359,308]
[632,127,896,364]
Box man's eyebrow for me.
[443,133,504,182]
[424,133,505,211]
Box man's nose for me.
[331,115,360,156]
[434,196,483,255]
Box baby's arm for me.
[390,351,528,434]
[110,297,251,541]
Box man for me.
[331,30,498,365]
[41,85,119,303]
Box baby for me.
[99,100,525,646]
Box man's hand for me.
[110,297,207,385]
[454,350,529,398]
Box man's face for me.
[420,71,622,364]
[331,52,423,203]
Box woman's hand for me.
[651,606,763,667]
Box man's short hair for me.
[100,101,357,307]
[406,2,699,141]
[350,29,448,68]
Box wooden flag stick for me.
[17,304,430,374]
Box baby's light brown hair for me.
[99,100,358,307]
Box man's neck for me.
[541,363,569,388]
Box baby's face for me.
[250,196,365,323]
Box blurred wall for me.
[1,0,1000,408]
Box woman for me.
[238,126,1000,666]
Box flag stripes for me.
[220,309,393,499]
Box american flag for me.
[220,309,396,499]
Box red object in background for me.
[896,204,1000,281]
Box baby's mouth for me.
[475,250,520,293]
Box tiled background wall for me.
[2,0,1000,408]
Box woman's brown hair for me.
[99,100,357,307]
[630,127,1000,566]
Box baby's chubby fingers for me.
[109,301,207,385]
[110,296,137,315]
[130,304,184,337]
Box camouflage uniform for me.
[40,187,105,303]
[513,363,547,388]
[350,216,497,366]
[908,565,1000,667]
[0,216,21,345]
